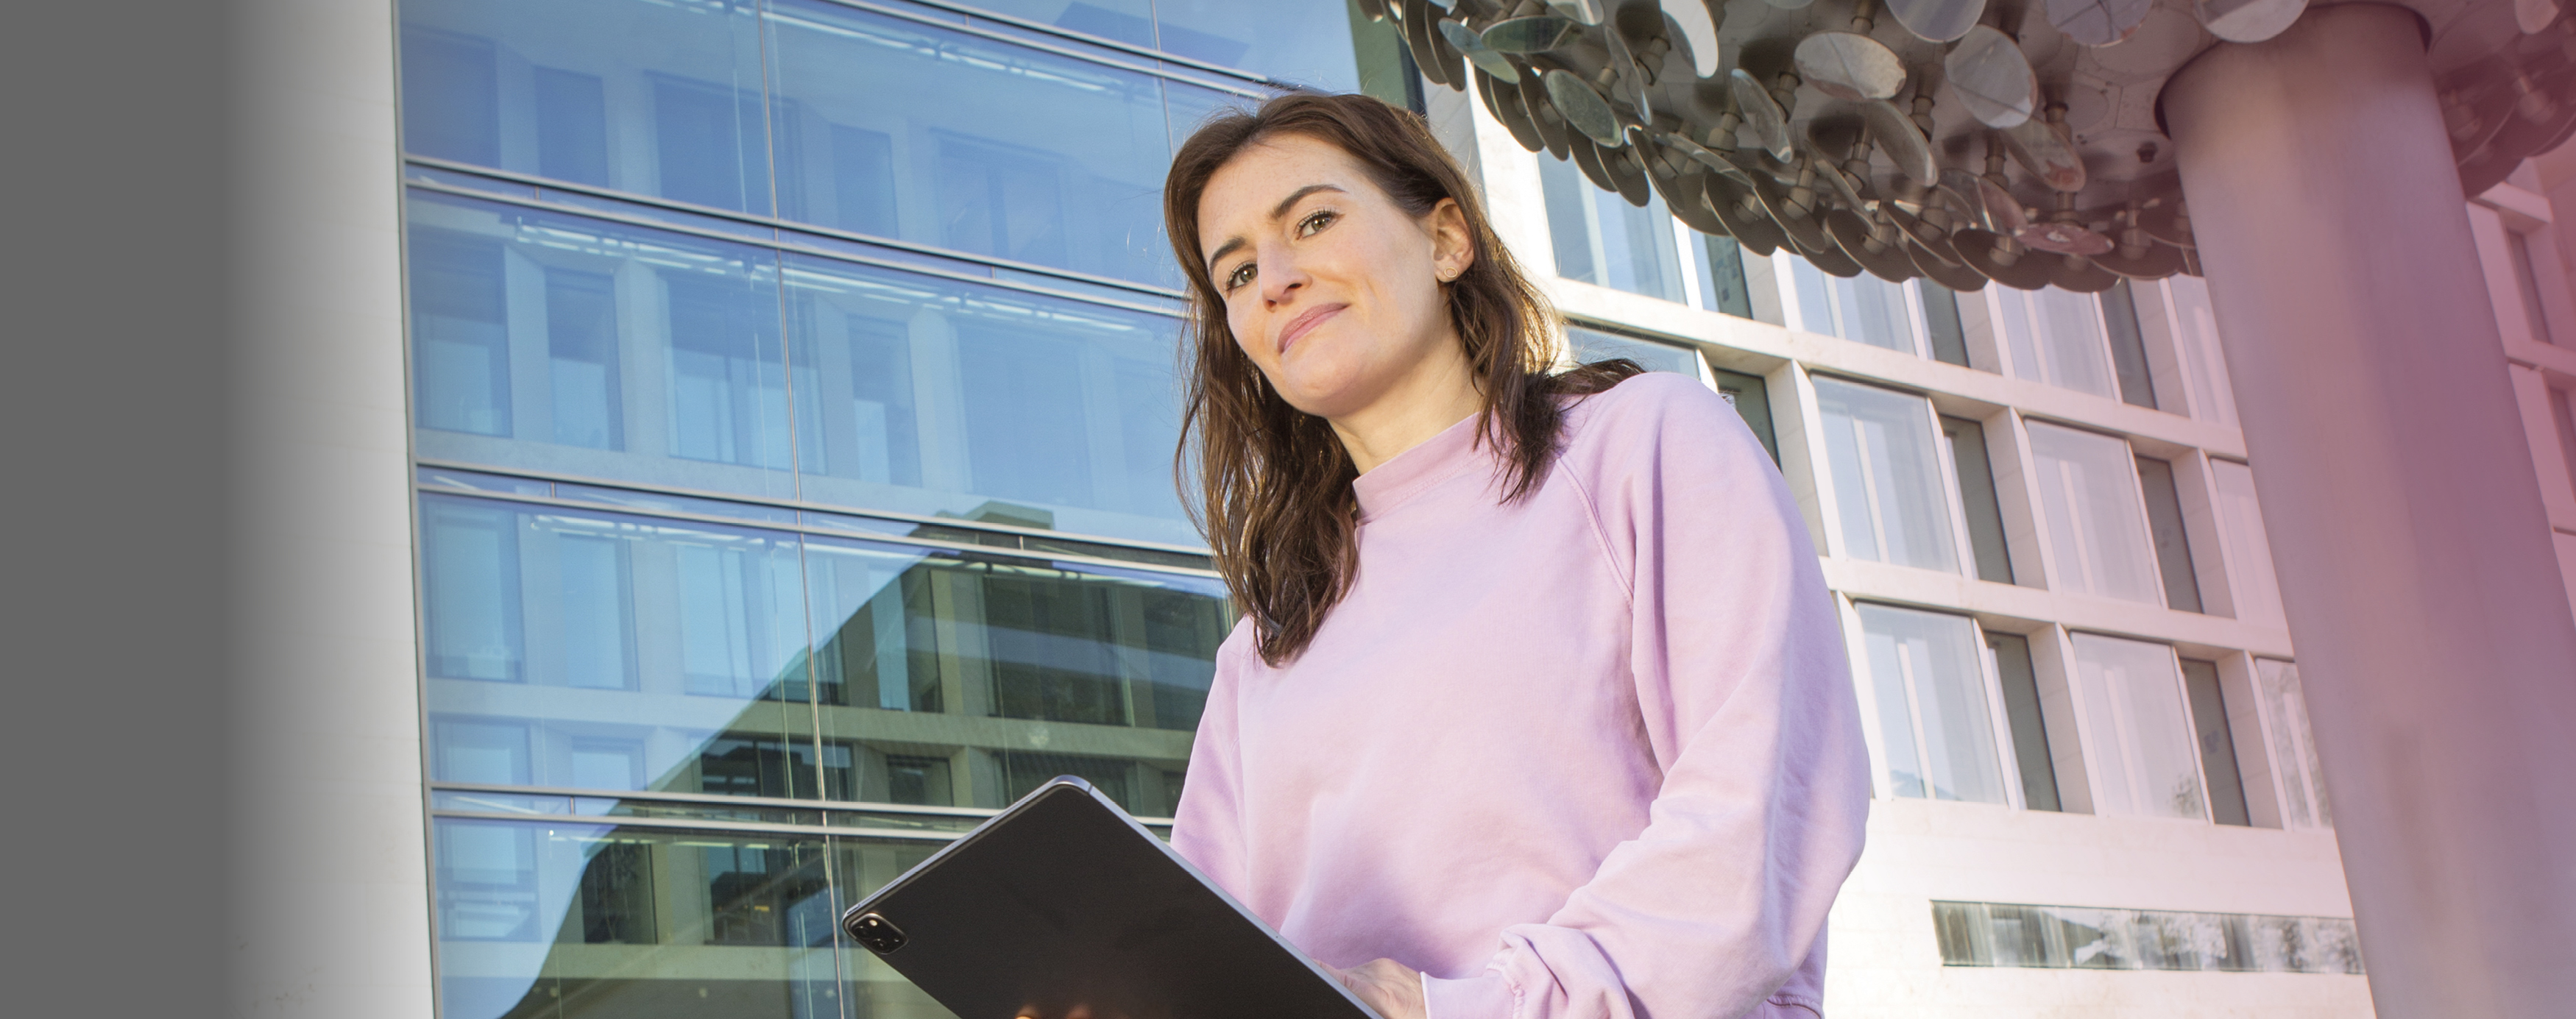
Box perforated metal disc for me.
[1799,236,1867,276]
[1519,71,1574,160]
[2051,254,2121,291]
[1444,20,1521,82]
[1483,15,1584,52]
[1708,174,1788,255]
[1910,237,1992,290]
[2195,0,2307,43]
[1570,131,1621,192]
[2048,0,2155,48]
[1862,99,1939,186]
[1480,68,1546,152]
[1401,0,1449,88]
[1827,209,1922,281]
[1796,32,1908,101]
[1955,229,2056,288]
[1886,0,1986,43]
[1605,137,1654,205]
[1731,68,1797,161]
[1946,26,2039,128]
[2003,117,2088,192]
[1547,69,1627,147]
[2017,219,2115,255]
[2095,241,2184,279]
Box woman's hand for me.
[1323,958,1426,1019]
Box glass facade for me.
[387,2,2338,1013]
[1933,901,2364,973]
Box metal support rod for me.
[2164,6,2576,1015]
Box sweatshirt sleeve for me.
[1419,374,1874,1019]
[1169,620,1258,897]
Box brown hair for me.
[1164,91,1637,666]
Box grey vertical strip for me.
[2133,455,2205,612]
[1919,284,1971,366]
[2180,658,2251,826]
[1983,632,2061,812]
[1939,415,2014,583]
[2100,281,2159,409]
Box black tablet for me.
[838,777,1380,1019]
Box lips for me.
[1275,303,1347,355]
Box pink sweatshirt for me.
[1170,372,1873,1019]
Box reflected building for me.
[218,0,2576,1017]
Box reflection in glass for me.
[1792,259,1920,354]
[2024,421,2162,604]
[765,0,1231,286]
[1814,377,1961,573]
[2257,659,2334,830]
[2209,458,2287,628]
[1855,603,2007,803]
[780,252,1195,545]
[1566,326,1699,377]
[2163,277,2240,426]
[434,820,848,1019]
[422,494,1231,812]
[1996,287,2116,398]
[1931,900,2363,974]
[408,191,796,500]
[2070,633,2207,820]
[802,534,1231,815]
[424,495,815,800]
[941,0,1362,88]
[1689,235,1754,318]
[1541,155,1686,302]
[399,0,772,213]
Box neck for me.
[1327,343,1485,475]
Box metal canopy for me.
[1366,0,2576,288]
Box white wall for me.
[227,0,433,1016]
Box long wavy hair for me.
[1165,92,1638,666]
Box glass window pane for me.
[2069,633,2206,820]
[2024,421,2162,604]
[2181,658,2251,826]
[946,0,1362,88]
[780,253,1196,546]
[1565,326,1699,377]
[1921,285,1970,366]
[408,191,796,500]
[1695,234,1752,318]
[765,0,1218,287]
[802,534,1232,815]
[2134,455,2204,612]
[2209,458,2287,628]
[1940,415,2014,583]
[1998,288,2117,397]
[2257,658,2333,829]
[1855,603,2007,803]
[1984,631,2059,811]
[399,0,771,213]
[2164,277,2240,425]
[434,820,841,1019]
[1591,188,1685,302]
[2101,281,2159,408]
[1814,377,1961,573]
[422,494,817,800]
[1541,155,1597,285]
[1712,367,1780,466]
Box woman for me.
[1163,92,1871,1019]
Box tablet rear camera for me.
[847,912,908,954]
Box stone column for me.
[2163,6,2576,1015]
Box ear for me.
[1426,197,1474,281]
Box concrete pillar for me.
[2163,6,2576,1015]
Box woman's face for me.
[1195,134,1473,422]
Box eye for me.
[1222,260,1256,293]
[1297,210,1338,237]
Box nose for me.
[1259,244,1308,308]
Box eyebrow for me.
[1203,183,1348,276]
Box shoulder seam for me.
[1551,425,1638,611]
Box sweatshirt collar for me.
[1351,411,1498,520]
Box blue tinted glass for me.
[422,494,818,799]
[800,533,1231,812]
[780,252,1197,545]
[1567,327,1700,377]
[945,0,1361,88]
[407,191,796,500]
[398,0,771,213]
[765,0,1218,285]
[434,820,843,1019]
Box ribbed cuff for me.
[1419,970,1516,1019]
